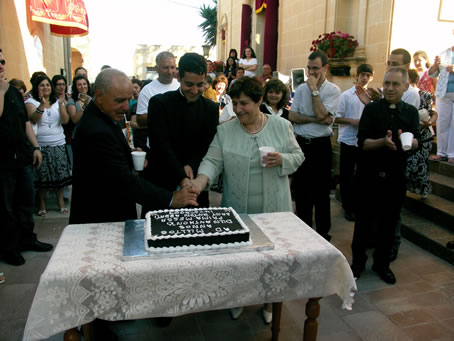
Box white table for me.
[23,212,356,341]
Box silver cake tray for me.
[122,214,274,260]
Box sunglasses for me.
[0,59,5,65]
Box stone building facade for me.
[216,0,454,92]
[0,0,67,89]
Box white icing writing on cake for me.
[152,211,235,236]
[144,207,251,253]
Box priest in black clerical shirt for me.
[350,67,419,285]
[144,53,219,212]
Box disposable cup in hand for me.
[131,151,146,171]
[259,146,275,167]
[400,132,413,151]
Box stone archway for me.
[71,48,84,78]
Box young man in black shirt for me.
[144,53,219,211]
[0,48,53,266]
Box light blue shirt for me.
[447,54,454,93]
[290,80,341,138]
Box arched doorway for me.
[71,48,84,78]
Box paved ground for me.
[1,191,454,340]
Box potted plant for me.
[310,31,358,59]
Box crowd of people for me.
[1,42,453,333]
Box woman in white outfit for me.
[239,46,258,77]
[25,75,71,216]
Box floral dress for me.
[405,91,434,196]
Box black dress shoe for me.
[350,263,365,279]
[372,264,396,284]
[21,240,53,252]
[389,249,398,262]
[154,317,173,327]
[2,251,25,266]
[344,210,355,222]
[320,233,332,242]
[92,319,118,341]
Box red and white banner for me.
[30,0,89,37]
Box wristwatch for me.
[33,146,41,151]
[311,90,320,97]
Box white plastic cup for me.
[259,146,275,167]
[131,151,146,171]
[400,132,413,151]
[418,108,430,123]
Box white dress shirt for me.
[402,85,420,109]
[290,80,341,138]
[336,86,364,146]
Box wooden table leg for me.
[82,322,95,341]
[271,302,283,341]
[303,297,321,341]
[63,328,81,341]
[63,322,94,341]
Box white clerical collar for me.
[389,104,396,109]
[178,87,198,104]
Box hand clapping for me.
[355,84,371,105]
[0,76,9,95]
[38,90,48,105]
[384,130,397,151]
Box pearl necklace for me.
[240,113,265,134]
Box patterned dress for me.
[405,91,434,196]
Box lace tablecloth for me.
[23,212,356,341]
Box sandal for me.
[230,307,244,320]
[430,155,447,161]
[59,208,69,214]
[37,210,47,217]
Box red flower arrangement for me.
[310,31,359,59]
[213,60,225,73]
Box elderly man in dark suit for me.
[70,68,199,225]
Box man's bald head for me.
[94,69,132,121]
[94,68,129,94]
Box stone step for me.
[403,192,454,233]
[429,158,454,178]
[401,209,454,266]
[430,172,454,202]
